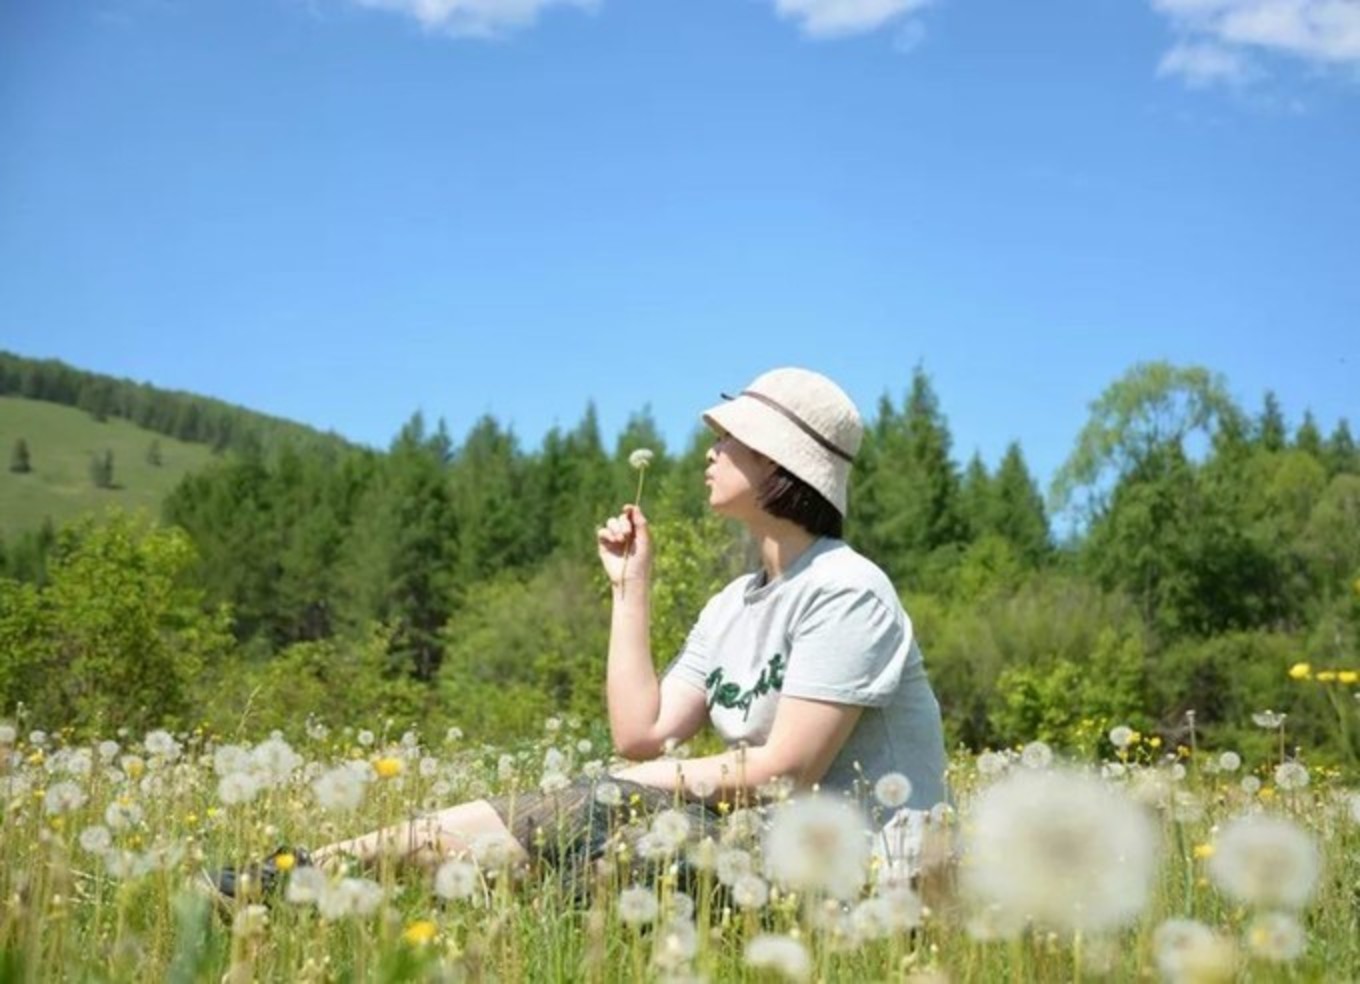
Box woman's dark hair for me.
[757,465,843,538]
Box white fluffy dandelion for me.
[217,771,262,806]
[744,934,811,982]
[471,831,521,868]
[651,809,692,850]
[594,781,623,807]
[78,825,112,853]
[715,847,754,886]
[317,877,383,920]
[0,723,15,745]
[104,800,142,830]
[1245,911,1306,963]
[44,781,87,815]
[1154,918,1237,984]
[961,766,1159,935]
[434,859,479,901]
[1217,751,1241,773]
[731,873,770,910]
[1108,725,1135,750]
[313,765,367,812]
[251,736,301,785]
[1020,741,1053,770]
[1207,814,1320,910]
[617,886,659,925]
[143,730,181,760]
[874,772,913,809]
[977,750,1008,778]
[539,771,570,794]
[285,866,328,905]
[1273,762,1309,791]
[762,794,871,900]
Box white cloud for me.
[772,0,934,40]
[1151,0,1360,86]
[351,0,596,38]
[1157,40,1254,84]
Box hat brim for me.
[702,395,850,516]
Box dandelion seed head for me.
[79,825,112,853]
[1245,911,1306,963]
[651,809,692,849]
[313,765,366,812]
[285,866,328,905]
[251,737,301,785]
[317,877,383,920]
[143,730,181,760]
[1108,725,1135,750]
[1273,762,1309,791]
[1251,711,1286,730]
[1240,776,1261,795]
[470,831,520,868]
[434,859,478,900]
[217,771,262,806]
[732,873,770,910]
[652,918,699,969]
[744,934,810,982]
[539,770,569,794]
[1020,741,1053,770]
[977,750,1008,778]
[618,885,659,925]
[44,781,87,815]
[104,800,142,830]
[961,767,1159,935]
[874,772,912,809]
[716,847,754,886]
[629,448,654,470]
[0,724,15,746]
[1218,751,1241,773]
[1207,814,1320,910]
[762,794,870,900]
[594,781,622,807]
[1154,918,1237,984]
[356,730,375,748]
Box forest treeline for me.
[0,351,352,457]
[1,361,1357,765]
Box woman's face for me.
[705,430,777,520]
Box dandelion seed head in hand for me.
[629,448,654,471]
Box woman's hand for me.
[597,504,653,590]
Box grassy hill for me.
[0,396,218,537]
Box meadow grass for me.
[0,716,1356,983]
[0,397,215,538]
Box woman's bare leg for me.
[312,799,529,871]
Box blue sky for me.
[2,0,1357,496]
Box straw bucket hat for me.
[702,367,864,516]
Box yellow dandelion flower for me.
[1259,787,1276,801]
[374,757,403,779]
[1288,662,1311,681]
[1339,670,1359,685]
[1148,737,1162,749]
[274,852,296,872]
[1316,670,1337,682]
[50,817,64,832]
[185,813,199,826]
[1128,731,1142,745]
[1193,843,1215,860]
[27,750,44,766]
[206,807,219,818]
[403,920,438,946]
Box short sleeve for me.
[780,587,907,707]
[661,593,722,693]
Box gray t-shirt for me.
[664,537,948,812]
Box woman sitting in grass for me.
[211,367,948,899]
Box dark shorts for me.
[485,776,724,900]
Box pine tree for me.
[1325,420,1357,476]
[958,452,992,542]
[991,442,1051,565]
[1257,391,1287,452]
[89,449,114,489]
[9,438,31,474]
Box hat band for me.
[723,389,854,463]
